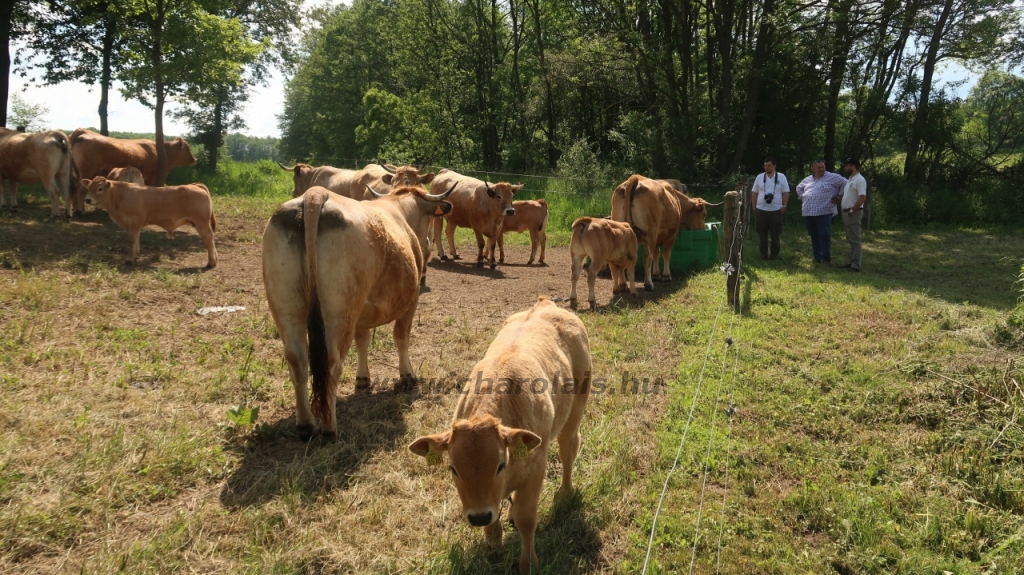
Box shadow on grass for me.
[0,196,223,272]
[442,492,603,575]
[743,226,1024,311]
[219,387,412,509]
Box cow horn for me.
[278,162,295,171]
[365,184,386,199]
[376,157,397,174]
[702,200,725,207]
[417,155,434,171]
[425,182,458,201]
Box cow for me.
[350,159,435,200]
[70,128,198,214]
[107,166,145,184]
[429,169,521,269]
[80,176,217,269]
[0,127,72,217]
[611,175,709,290]
[262,183,455,439]
[277,162,358,198]
[496,199,548,265]
[409,296,592,575]
[569,217,639,310]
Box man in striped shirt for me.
[795,160,847,264]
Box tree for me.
[7,92,49,131]
[23,0,129,135]
[118,0,260,184]
[1,0,33,128]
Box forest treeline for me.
[280,0,1024,224]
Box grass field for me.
[1,162,1023,574]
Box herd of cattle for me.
[0,126,715,574]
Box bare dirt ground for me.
[0,198,682,573]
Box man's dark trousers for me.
[755,209,783,259]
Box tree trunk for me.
[526,0,557,168]
[210,91,223,172]
[714,0,736,176]
[0,0,13,128]
[904,0,954,176]
[824,0,853,166]
[99,12,116,136]
[153,0,168,186]
[729,0,778,174]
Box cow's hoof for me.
[74,210,84,217]
[440,255,449,261]
[645,284,655,292]
[569,298,578,309]
[394,374,417,393]
[296,424,316,442]
[476,261,484,268]
[124,260,135,267]
[452,255,461,260]
[499,258,505,264]
[319,430,338,443]
[526,260,533,265]
[589,301,597,311]
[420,276,426,288]
[489,263,497,270]
[355,376,372,392]
[204,263,216,270]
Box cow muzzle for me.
[85,197,94,205]
[467,510,494,527]
[504,208,515,216]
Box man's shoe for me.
[848,267,860,273]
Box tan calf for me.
[80,176,217,268]
[107,166,145,184]
[611,174,708,289]
[262,184,454,439]
[278,162,357,198]
[0,127,72,217]
[410,296,592,575]
[497,199,548,265]
[569,217,638,310]
[430,169,521,268]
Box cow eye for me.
[496,461,505,476]
[448,465,458,478]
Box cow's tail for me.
[621,175,640,232]
[303,189,330,427]
[539,200,549,232]
[210,212,217,232]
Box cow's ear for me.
[487,186,496,199]
[80,179,91,189]
[382,174,393,185]
[409,431,451,466]
[420,172,434,184]
[500,426,542,459]
[512,184,524,193]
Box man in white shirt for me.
[750,156,790,260]
[841,157,868,272]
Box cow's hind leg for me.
[42,177,61,218]
[642,241,655,291]
[319,321,355,439]
[196,222,218,269]
[526,230,538,264]
[126,227,142,265]
[569,251,584,309]
[474,229,486,267]
[281,322,316,439]
[392,312,417,393]
[586,257,604,310]
[610,263,625,294]
[497,232,505,264]
[353,328,372,391]
[660,243,673,282]
[445,220,460,260]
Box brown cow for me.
[410,296,592,575]
[277,162,357,198]
[80,176,217,268]
[430,169,521,268]
[70,128,197,214]
[611,175,709,289]
[0,127,72,217]
[497,199,548,265]
[107,166,145,184]
[569,217,638,310]
[262,184,454,439]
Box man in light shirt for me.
[750,156,790,260]
[841,157,868,272]
[795,160,847,265]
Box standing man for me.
[750,156,790,260]
[795,160,847,265]
[841,157,867,272]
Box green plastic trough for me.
[636,222,722,274]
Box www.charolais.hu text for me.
[361,372,667,395]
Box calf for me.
[107,166,145,184]
[80,176,217,268]
[410,296,592,575]
[569,217,639,310]
[497,199,548,265]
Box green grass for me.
[1,160,1022,573]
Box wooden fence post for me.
[724,191,742,312]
